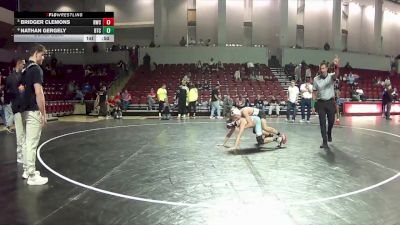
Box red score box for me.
[103,18,114,26]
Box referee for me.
[313,57,340,149]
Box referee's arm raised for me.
[331,56,340,80]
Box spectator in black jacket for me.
[4,59,26,134]
[382,85,394,120]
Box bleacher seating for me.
[41,63,118,116]
[124,63,287,109]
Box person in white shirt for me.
[234,69,241,81]
[247,61,255,76]
[355,86,365,101]
[287,80,300,122]
[300,78,313,122]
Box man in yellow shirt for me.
[187,83,198,118]
[157,84,167,118]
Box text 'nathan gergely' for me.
[19,28,67,34]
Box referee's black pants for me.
[316,99,336,143]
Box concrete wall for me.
[113,27,154,47]
[226,0,244,45]
[196,0,218,45]
[166,0,187,46]
[304,0,333,49]
[252,0,280,49]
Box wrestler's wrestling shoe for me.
[256,135,264,145]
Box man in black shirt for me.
[176,81,189,119]
[98,85,108,117]
[19,44,48,185]
[254,95,264,110]
[5,59,25,162]
[382,85,394,120]
[210,85,222,119]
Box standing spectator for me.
[208,58,215,73]
[147,88,156,110]
[305,66,312,80]
[268,96,280,117]
[254,95,264,110]
[196,60,203,73]
[222,95,234,118]
[384,76,391,87]
[143,53,151,70]
[121,89,132,111]
[210,84,222,119]
[216,61,224,71]
[19,44,48,185]
[157,84,167,118]
[5,59,25,162]
[234,69,241,81]
[287,80,299,122]
[97,86,108,117]
[188,83,198,118]
[4,59,25,133]
[294,64,302,82]
[247,61,255,76]
[176,81,189,119]
[382,85,394,120]
[240,66,246,80]
[300,78,313,123]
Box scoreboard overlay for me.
[14,12,114,43]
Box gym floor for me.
[1,116,400,225]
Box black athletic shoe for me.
[320,143,330,150]
[327,135,332,142]
[256,135,264,145]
